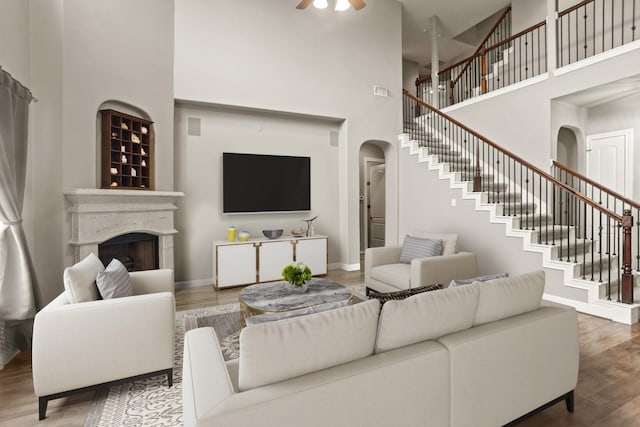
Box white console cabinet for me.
[213,235,328,289]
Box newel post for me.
[621,209,634,304]
[414,78,421,117]
[473,142,482,192]
[481,49,488,94]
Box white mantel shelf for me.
[64,188,185,268]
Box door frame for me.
[586,128,634,198]
[362,156,384,252]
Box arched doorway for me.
[556,126,579,171]
[359,141,386,253]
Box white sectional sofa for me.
[183,270,579,427]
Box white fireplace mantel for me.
[65,188,185,268]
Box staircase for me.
[401,92,640,324]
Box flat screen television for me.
[222,152,311,214]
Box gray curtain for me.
[0,66,37,369]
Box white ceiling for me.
[398,0,511,73]
[554,76,640,108]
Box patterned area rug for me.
[84,283,366,426]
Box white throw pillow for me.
[473,270,545,326]
[412,231,458,255]
[63,253,105,303]
[238,299,380,391]
[96,258,133,299]
[375,283,480,353]
[398,235,443,264]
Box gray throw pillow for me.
[96,258,133,299]
[399,235,443,264]
[448,272,509,288]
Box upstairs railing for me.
[416,0,640,108]
[403,90,635,303]
[558,0,640,66]
[416,7,512,108]
[416,14,546,108]
[552,160,640,274]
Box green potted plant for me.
[282,262,312,293]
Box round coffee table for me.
[239,278,352,327]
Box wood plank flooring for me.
[1,267,639,426]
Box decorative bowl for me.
[262,229,283,239]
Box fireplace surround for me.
[65,189,184,269]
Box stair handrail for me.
[558,0,594,17]
[404,89,635,303]
[403,89,621,220]
[552,160,640,211]
[450,7,512,86]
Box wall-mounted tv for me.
[222,152,311,214]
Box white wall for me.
[0,0,176,306]
[587,92,640,201]
[403,59,419,92]
[0,0,31,84]
[444,48,640,174]
[399,151,543,277]
[174,103,342,283]
[174,0,403,270]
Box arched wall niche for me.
[95,100,153,188]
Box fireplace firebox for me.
[98,232,159,272]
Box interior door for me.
[586,130,632,197]
[368,164,386,248]
[586,129,633,242]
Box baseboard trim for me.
[174,278,212,289]
[329,262,361,272]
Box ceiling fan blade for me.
[296,0,314,9]
[348,0,366,10]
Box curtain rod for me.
[0,65,38,103]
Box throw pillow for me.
[63,253,105,303]
[368,284,443,305]
[96,258,133,299]
[398,235,443,264]
[448,272,509,288]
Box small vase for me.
[288,281,308,293]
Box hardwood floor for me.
[1,267,639,426]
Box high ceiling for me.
[398,0,511,74]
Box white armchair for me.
[32,268,175,420]
[364,232,478,294]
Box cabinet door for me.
[296,238,327,275]
[258,240,294,282]
[215,243,256,288]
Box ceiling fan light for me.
[335,0,350,11]
[313,0,328,9]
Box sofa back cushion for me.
[474,270,545,326]
[63,253,104,303]
[412,231,457,255]
[238,299,381,391]
[375,284,480,353]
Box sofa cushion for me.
[238,299,381,391]
[412,231,457,255]
[96,258,133,299]
[370,263,411,289]
[449,272,508,288]
[398,235,443,264]
[63,253,105,303]
[474,270,545,326]
[375,284,480,353]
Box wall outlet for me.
[451,198,457,207]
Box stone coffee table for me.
[239,278,352,327]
